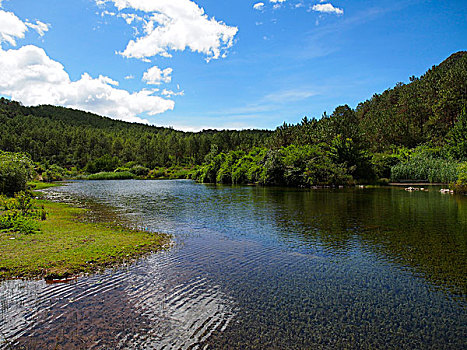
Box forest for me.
[0,51,466,193]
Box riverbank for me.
[0,191,171,281]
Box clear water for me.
[1,180,466,349]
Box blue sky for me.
[0,0,466,130]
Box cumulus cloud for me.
[0,10,28,46]
[253,2,265,11]
[312,3,344,15]
[0,45,174,123]
[269,0,286,3]
[98,0,238,61]
[142,66,172,85]
[25,20,50,37]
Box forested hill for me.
[0,51,466,183]
[356,51,467,150]
[270,51,467,151]
[0,98,272,169]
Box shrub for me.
[258,150,284,185]
[148,168,166,179]
[14,191,33,215]
[42,164,67,182]
[130,165,150,176]
[445,107,467,160]
[371,153,400,180]
[85,155,120,173]
[216,151,245,184]
[329,135,373,181]
[0,212,40,234]
[0,192,41,234]
[0,152,33,195]
[231,148,267,184]
[450,163,467,194]
[193,153,225,183]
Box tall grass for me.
[391,155,459,183]
[87,171,135,180]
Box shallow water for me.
[1,180,466,349]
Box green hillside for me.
[0,51,466,189]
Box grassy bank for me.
[0,198,171,280]
[28,180,64,190]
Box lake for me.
[1,180,466,349]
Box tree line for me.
[0,51,466,191]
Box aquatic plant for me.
[390,152,458,183]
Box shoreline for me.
[0,186,171,281]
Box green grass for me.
[87,171,135,180]
[0,199,171,280]
[27,181,63,191]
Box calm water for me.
[1,180,466,349]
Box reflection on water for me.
[1,180,466,349]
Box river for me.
[1,180,466,349]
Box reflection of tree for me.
[261,187,467,296]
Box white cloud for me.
[25,20,50,37]
[0,10,49,45]
[101,10,116,17]
[118,12,143,24]
[312,3,344,15]
[98,0,238,61]
[0,45,174,123]
[0,10,28,46]
[142,66,172,85]
[270,0,286,10]
[253,2,264,11]
[161,89,184,97]
[124,74,135,79]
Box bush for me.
[304,156,353,186]
[130,165,150,176]
[0,152,33,195]
[258,150,284,185]
[193,144,355,187]
[445,107,467,160]
[450,163,467,194]
[371,153,400,180]
[0,212,40,234]
[329,135,373,181]
[85,155,120,173]
[216,151,245,184]
[42,164,67,182]
[193,153,225,183]
[15,191,33,215]
[231,148,267,184]
[148,168,166,179]
[0,192,41,234]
